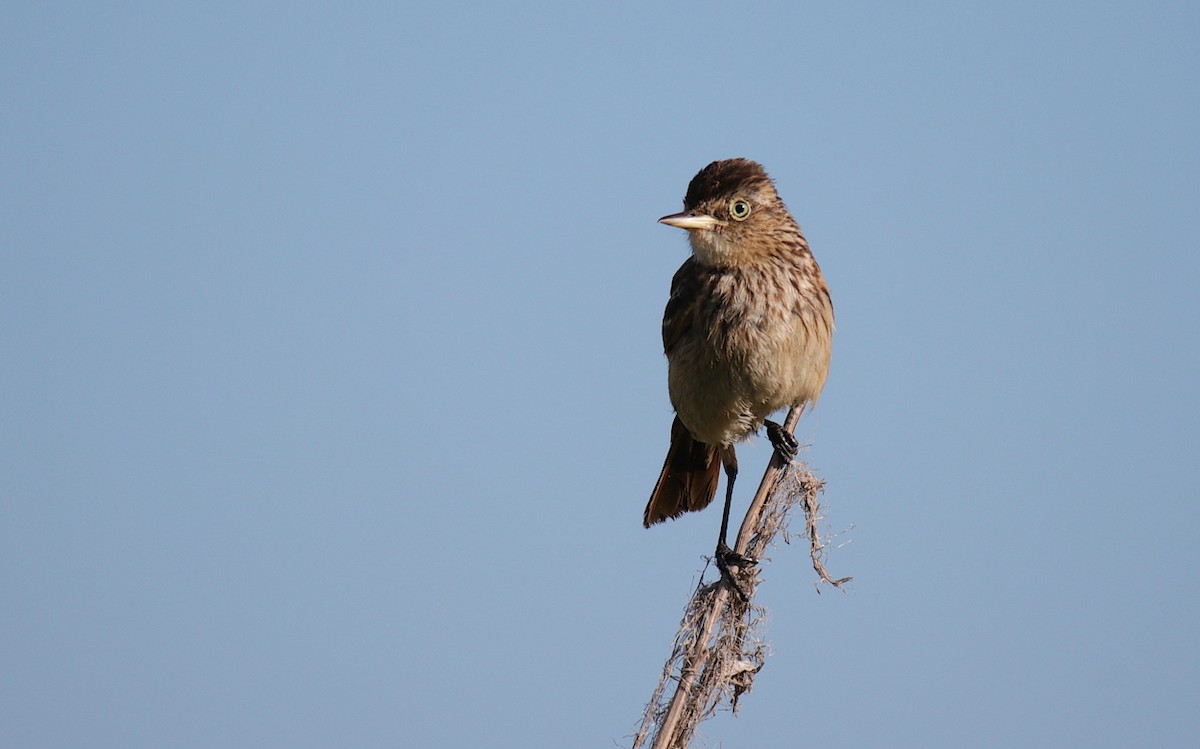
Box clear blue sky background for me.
[3,2,1198,747]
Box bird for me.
[643,158,833,597]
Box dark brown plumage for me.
[644,159,834,585]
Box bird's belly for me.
[668,356,752,445]
[667,321,829,446]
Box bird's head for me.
[659,158,796,267]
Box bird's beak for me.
[658,211,724,230]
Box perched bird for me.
[644,158,833,594]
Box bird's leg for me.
[715,445,756,601]
[764,419,799,461]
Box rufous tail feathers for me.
[643,416,721,527]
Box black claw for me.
[715,541,758,602]
[716,540,758,568]
[764,419,799,460]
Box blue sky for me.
[3,2,1198,747]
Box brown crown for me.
[683,158,773,209]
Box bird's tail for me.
[643,416,721,527]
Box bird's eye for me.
[729,199,752,220]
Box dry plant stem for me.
[804,478,852,589]
[633,408,850,748]
[642,593,725,749]
[642,408,807,749]
[732,407,803,561]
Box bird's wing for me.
[662,258,702,355]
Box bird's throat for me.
[688,229,741,267]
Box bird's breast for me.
[667,262,832,445]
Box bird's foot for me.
[764,419,799,462]
[715,540,758,602]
